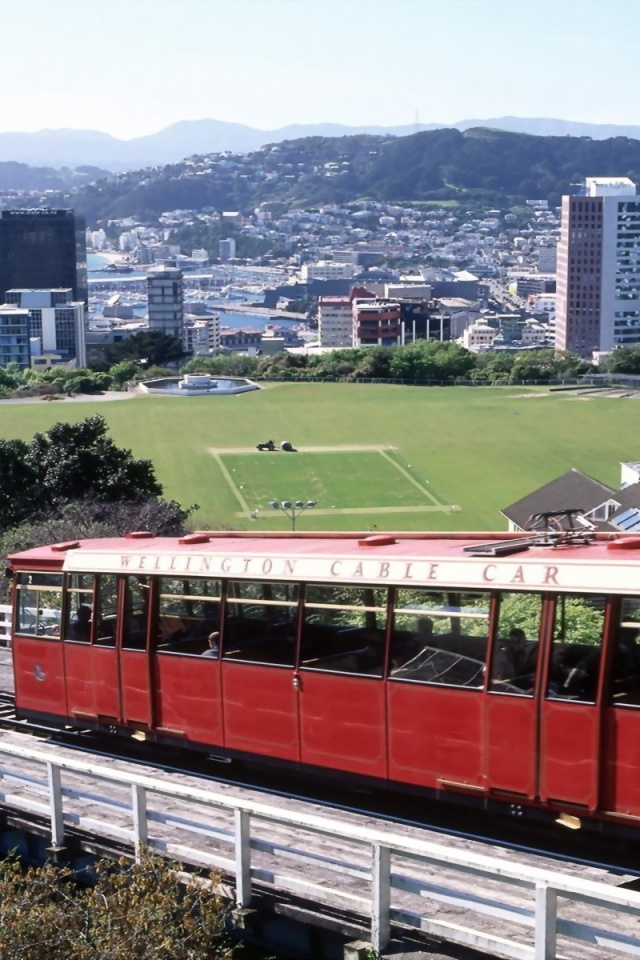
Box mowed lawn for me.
[220,451,440,512]
[0,382,634,532]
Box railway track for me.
[0,693,637,886]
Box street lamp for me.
[268,500,317,531]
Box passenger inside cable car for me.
[564,626,640,701]
[68,604,92,643]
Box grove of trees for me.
[0,416,196,600]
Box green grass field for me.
[0,383,635,532]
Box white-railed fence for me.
[0,605,11,646]
[0,739,638,960]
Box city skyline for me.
[1,0,637,141]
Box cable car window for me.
[489,592,542,696]
[301,585,388,676]
[157,578,221,657]
[95,575,117,646]
[64,573,94,643]
[608,597,640,706]
[122,576,150,651]
[15,572,62,638]
[546,594,605,703]
[391,589,489,687]
[223,581,299,666]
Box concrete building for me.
[4,288,86,367]
[399,300,450,344]
[384,283,432,300]
[219,327,262,352]
[301,261,355,281]
[183,312,220,356]
[556,176,640,357]
[537,244,557,273]
[0,304,30,368]
[352,299,402,347]
[0,208,87,305]
[318,296,354,348]
[219,238,236,262]
[462,319,497,351]
[147,260,184,338]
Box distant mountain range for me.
[3,116,640,172]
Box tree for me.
[108,360,140,389]
[0,496,200,604]
[0,416,166,532]
[388,340,474,382]
[605,345,640,375]
[0,439,39,531]
[180,354,259,377]
[26,416,162,508]
[103,331,187,368]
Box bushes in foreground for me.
[0,849,234,960]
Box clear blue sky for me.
[2,0,637,139]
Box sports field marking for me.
[209,444,396,454]
[212,451,250,513]
[378,450,444,508]
[215,445,455,518]
[234,504,459,517]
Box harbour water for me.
[87,254,302,331]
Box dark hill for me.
[51,127,640,224]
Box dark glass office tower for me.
[0,208,87,305]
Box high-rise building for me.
[556,177,640,357]
[147,261,184,337]
[4,289,86,367]
[0,209,87,305]
[219,238,236,262]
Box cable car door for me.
[484,592,543,801]
[538,594,605,810]
[298,585,388,779]
[118,576,153,728]
[221,580,301,763]
[63,573,121,725]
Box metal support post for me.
[534,881,557,960]
[371,843,391,954]
[131,783,148,861]
[235,809,252,908]
[47,761,65,849]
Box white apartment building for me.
[4,288,86,366]
[462,319,496,351]
[183,312,221,356]
[556,176,640,357]
[301,261,355,281]
[318,296,353,347]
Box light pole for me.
[268,500,317,531]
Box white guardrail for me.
[0,606,11,646]
[0,741,639,959]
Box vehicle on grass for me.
[7,522,640,835]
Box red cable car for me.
[8,527,640,831]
